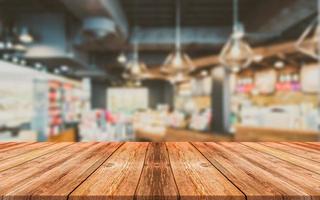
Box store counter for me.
[0,142,319,199]
[135,127,233,142]
[235,125,320,142]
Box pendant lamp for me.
[219,0,254,73]
[296,18,320,60]
[161,0,194,75]
[123,40,147,81]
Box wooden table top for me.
[0,142,319,200]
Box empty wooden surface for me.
[0,142,319,200]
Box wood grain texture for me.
[0,142,122,200]
[192,142,313,200]
[261,142,320,162]
[166,142,245,200]
[243,142,320,175]
[219,142,320,199]
[0,142,53,161]
[0,142,72,172]
[135,142,179,200]
[0,142,319,200]
[69,142,148,200]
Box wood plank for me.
[219,142,320,199]
[0,142,35,152]
[0,142,53,161]
[0,143,91,198]
[284,142,320,153]
[0,142,122,200]
[166,142,244,200]
[192,142,311,200]
[261,142,320,162]
[0,142,72,172]
[135,142,179,200]
[69,142,148,200]
[242,142,320,175]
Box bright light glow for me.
[60,65,69,72]
[219,34,253,73]
[274,61,284,69]
[117,53,127,64]
[19,27,34,43]
[162,51,194,74]
[14,44,27,51]
[200,70,208,76]
[19,34,33,43]
[253,54,263,62]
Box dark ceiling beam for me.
[245,0,317,36]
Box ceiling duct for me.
[82,17,116,39]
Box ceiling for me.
[120,0,258,27]
[0,0,317,81]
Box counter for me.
[135,127,233,141]
[0,142,320,199]
[235,125,320,141]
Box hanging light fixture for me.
[123,39,147,81]
[117,52,127,64]
[19,27,34,44]
[219,0,254,73]
[161,0,194,75]
[296,18,320,60]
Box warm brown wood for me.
[135,128,233,142]
[166,142,245,200]
[243,142,320,175]
[69,142,148,200]
[192,142,317,200]
[135,143,179,200]
[0,142,122,200]
[219,142,320,199]
[190,39,312,70]
[0,142,35,152]
[235,125,319,142]
[261,142,320,162]
[0,142,319,200]
[0,142,53,161]
[48,128,76,142]
[0,142,72,172]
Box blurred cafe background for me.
[0,0,319,142]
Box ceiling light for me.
[19,27,34,44]
[200,70,208,77]
[274,61,284,69]
[253,54,263,62]
[117,52,127,64]
[162,0,194,75]
[123,41,147,81]
[60,65,69,72]
[219,0,254,73]
[296,18,319,60]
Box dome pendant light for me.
[219,0,254,73]
[296,17,320,60]
[161,0,194,75]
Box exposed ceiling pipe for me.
[60,0,128,41]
